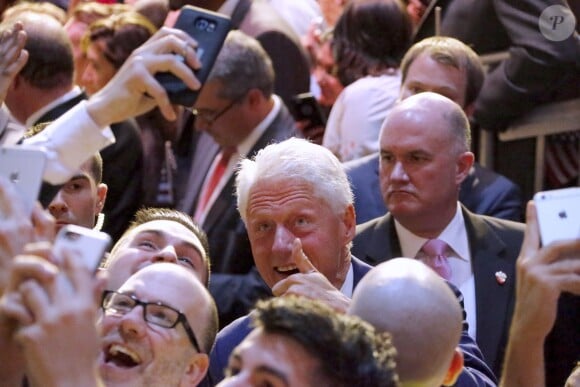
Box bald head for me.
[120,263,218,353]
[349,258,463,387]
[384,92,471,154]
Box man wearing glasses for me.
[2,261,218,386]
[175,30,296,327]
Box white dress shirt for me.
[395,203,477,339]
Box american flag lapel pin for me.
[495,271,507,285]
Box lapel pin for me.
[495,271,507,285]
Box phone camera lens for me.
[195,18,209,31]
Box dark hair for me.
[251,296,399,387]
[124,208,211,287]
[332,0,412,86]
[83,11,156,69]
[401,36,485,107]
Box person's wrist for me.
[85,93,113,128]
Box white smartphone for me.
[53,225,112,272]
[534,187,580,246]
[0,146,47,216]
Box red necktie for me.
[194,148,234,221]
[419,239,452,281]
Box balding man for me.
[2,261,218,386]
[352,92,525,376]
[350,258,464,387]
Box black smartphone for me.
[289,92,327,128]
[156,6,231,106]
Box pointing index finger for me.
[293,238,317,274]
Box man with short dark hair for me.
[219,296,399,387]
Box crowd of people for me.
[0,0,578,386]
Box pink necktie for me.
[194,148,234,221]
[419,239,452,281]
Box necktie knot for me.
[419,239,452,280]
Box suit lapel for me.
[179,131,220,214]
[202,106,295,230]
[464,208,515,364]
[34,92,87,125]
[363,214,402,265]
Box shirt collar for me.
[395,202,470,262]
[339,261,354,298]
[236,95,281,159]
[25,87,83,128]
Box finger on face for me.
[293,238,317,274]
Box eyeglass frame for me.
[101,290,202,353]
[190,94,245,127]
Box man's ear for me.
[95,183,108,214]
[342,204,357,243]
[442,348,464,386]
[455,151,474,185]
[180,353,209,387]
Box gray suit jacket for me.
[352,207,525,376]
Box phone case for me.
[53,225,112,272]
[534,187,580,246]
[289,92,327,127]
[0,146,47,216]
[156,6,231,106]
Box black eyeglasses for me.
[101,290,202,353]
[190,95,243,126]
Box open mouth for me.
[274,265,300,276]
[105,344,141,368]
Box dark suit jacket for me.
[177,104,297,326]
[344,153,523,224]
[208,257,497,387]
[352,207,525,376]
[230,0,310,106]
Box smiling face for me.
[105,220,208,290]
[219,328,320,387]
[245,177,355,289]
[98,264,209,387]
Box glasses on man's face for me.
[190,95,243,127]
[101,290,202,353]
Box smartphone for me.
[289,92,327,128]
[53,225,112,272]
[534,187,580,246]
[0,146,47,216]
[156,5,231,106]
